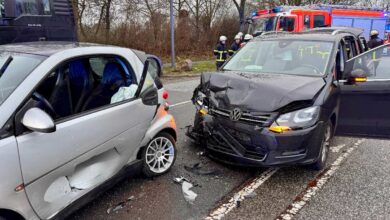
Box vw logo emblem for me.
[230,108,243,121]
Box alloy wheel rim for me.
[145,137,175,174]
[321,125,331,163]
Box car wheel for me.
[311,122,332,170]
[141,132,176,177]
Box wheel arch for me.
[0,209,25,220]
[137,128,177,160]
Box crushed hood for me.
[199,72,326,112]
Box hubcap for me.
[321,125,331,163]
[145,137,175,174]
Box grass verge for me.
[163,60,215,77]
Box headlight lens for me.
[272,106,320,131]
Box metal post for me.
[170,0,176,68]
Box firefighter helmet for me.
[234,35,241,40]
[219,35,227,42]
[370,30,379,37]
[244,34,253,41]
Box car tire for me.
[310,122,333,171]
[141,132,176,177]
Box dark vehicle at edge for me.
[188,32,390,170]
[0,0,76,45]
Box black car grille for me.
[210,107,274,126]
[207,128,267,161]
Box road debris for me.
[197,151,206,156]
[174,176,191,184]
[184,162,222,176]
[174,176,198,204]
[106,196,135,214]
[243,191,257,199]
[182,181,198,204]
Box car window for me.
[15,0,50,16]
[344,37,358,59]
[89,57,107,78]
[346,44,390,80]
[313,15,325,28]
[223,40,333,76]
[0,52,44,106]
[16,0,39,16]
[304,15,311,29]
[278,17,295,32]
[0,0,4,18]
[40,0,51,15]
[34,56,137,121]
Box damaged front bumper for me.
[187,113,325,167]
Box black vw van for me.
[188,31,390,170]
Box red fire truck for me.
[249,5,388,39]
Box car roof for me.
[254,32,343,42]
[303,27,364,37]
[0,41,123,57]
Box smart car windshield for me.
[223,40,333,76]
[0,52,45,106]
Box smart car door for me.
[15,55,158,219]
[337,44,390,138]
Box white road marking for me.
[206,168,279,220]
[170,100,192,108]
[276,139,365,220]
[330,144,347,153]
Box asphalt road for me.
[70,78,390,220]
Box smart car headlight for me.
[270,106,320,132]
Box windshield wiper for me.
[0,56,13,78]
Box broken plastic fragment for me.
[106,196,135,214]
[184,162,222,176]
[174,176,190,184]
[243,191,257,199]
[182,181,198,204]
[197,151,205,156]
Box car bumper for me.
[190,114,325,167]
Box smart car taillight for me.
[163,90,169,100]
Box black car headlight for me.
[269,106,320,133]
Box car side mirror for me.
[345,69,368,83]
[22,108,56,133]
[4,0,17,18]
[140,86,158,106]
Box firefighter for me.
[240,34,253,48]
[229,35,241,56]
[237,32,244,43]
[214,35,228,70]
[368,30,384,49]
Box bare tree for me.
[232,0,246,31]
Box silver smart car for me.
[0,42,177,219]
